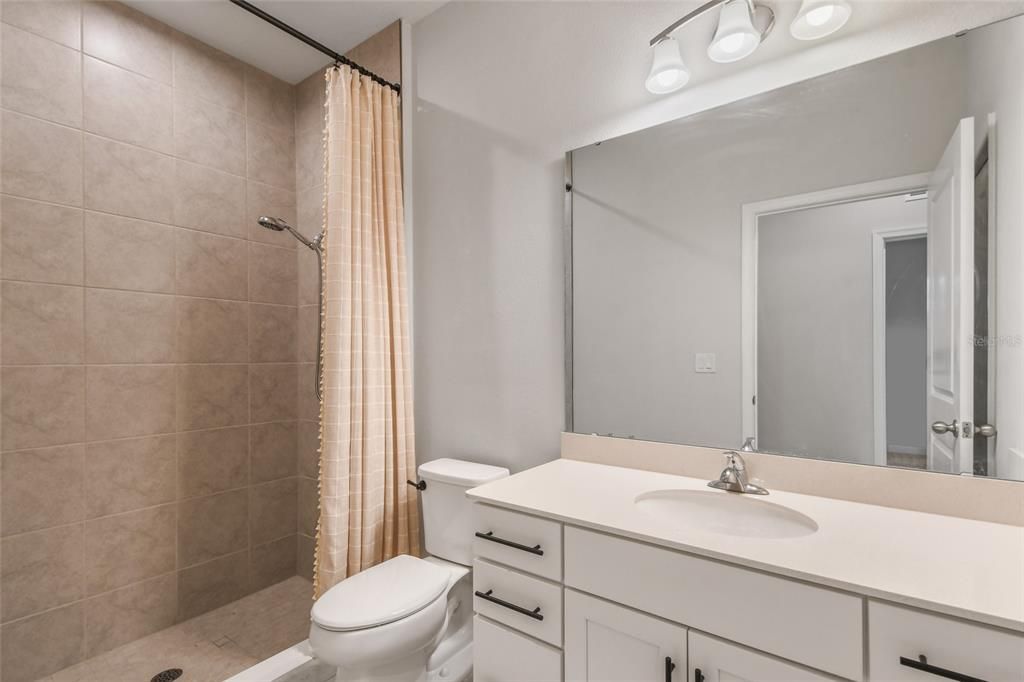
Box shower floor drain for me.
[151,669,183,682]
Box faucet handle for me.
[722,450,745,470]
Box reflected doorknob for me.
[931,420,960,436]
[974,423,997,438]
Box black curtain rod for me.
[228,0,401,94]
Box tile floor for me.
[45,577,314,682]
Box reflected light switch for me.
[695,353,716,373]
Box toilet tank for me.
[418,458,509,566]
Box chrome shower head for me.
[256,216,323,252]
[258,215,289,232]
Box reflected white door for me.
[926,118,975,473]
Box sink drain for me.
[151,669,183,682]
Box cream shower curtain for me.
[314,65,420,597]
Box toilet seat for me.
[311,555,450,632]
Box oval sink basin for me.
[634,490,818,539]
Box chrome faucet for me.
[708,451,768,495]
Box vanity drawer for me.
[868,601,1024,682]
[474,615,563,681]
[473,504,562,581]
[564,526,863,681]
[473,558,562,646]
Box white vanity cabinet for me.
[564,589,687,681]
[470,502,1024,682]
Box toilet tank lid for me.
[311,555,449,632]
[418,458,510,486]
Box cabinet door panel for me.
[565,589,686,682]
[689,631,836,682]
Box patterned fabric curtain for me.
[314,65,420,597]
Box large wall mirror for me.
[566,13,1024,481]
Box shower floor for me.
[44,577,313,682]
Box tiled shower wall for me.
[293,21,402,580]
[0,3,301,680]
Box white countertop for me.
[466,459,1024,632]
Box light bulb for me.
[805,5,834,26]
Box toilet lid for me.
[311,555,450,632]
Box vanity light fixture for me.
[790,0,852,40]
[646,0,851,94]
[645,37,691,94]
[707,0,771,63]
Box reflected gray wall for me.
[757,196,925,464]
[885,237,928,455]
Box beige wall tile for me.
[296,304,319,364]
[294,127,324,191]
[83,504,175,594]
[296,534,314,581]
[251,421,297,484]
[1,524,84,623]
[177,364,249,430]
[246,181,297,249]
[250,243,297,305]
[250,363,297,424]
[250,477,297,545]
[1,111,83,206]
[178,489,248,567]
[246,119,295,191]
[250,303,297,363]
[0,0,82,49]
[297,241,321,306]
[84,212,176,293]
[84,435,176,518]
[1,281,84,364]
[250,535,296,591]
[297,420,319,479]
[1,367,84,451]
[82,1,172,83]
[1,24,82,126]
[177,550,249,621]
[297,476,318,538]
[84,134,175,223]
[86,365,176,441]
[175,230,248,300]
[0,602,85,682]
[1,445,84,536]
[297,363,318,422]
[175,297,248,363]
[173,94,246,176]
[174,34,245,112]
[1,196,83,285]
[85,289,177,363]
[294,71,325,136]
[344,21,401,86]
[177,426,248,499]
[83,56,173,154]
[83,573,176,657]
[244,67,294,130]
[173,160,246,238]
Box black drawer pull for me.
[694,668,704,682]
[665,657,675,681]
[900,655,987,682]
[474,589,544,621]
[475,531,544,556]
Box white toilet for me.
[308,458,509,682]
